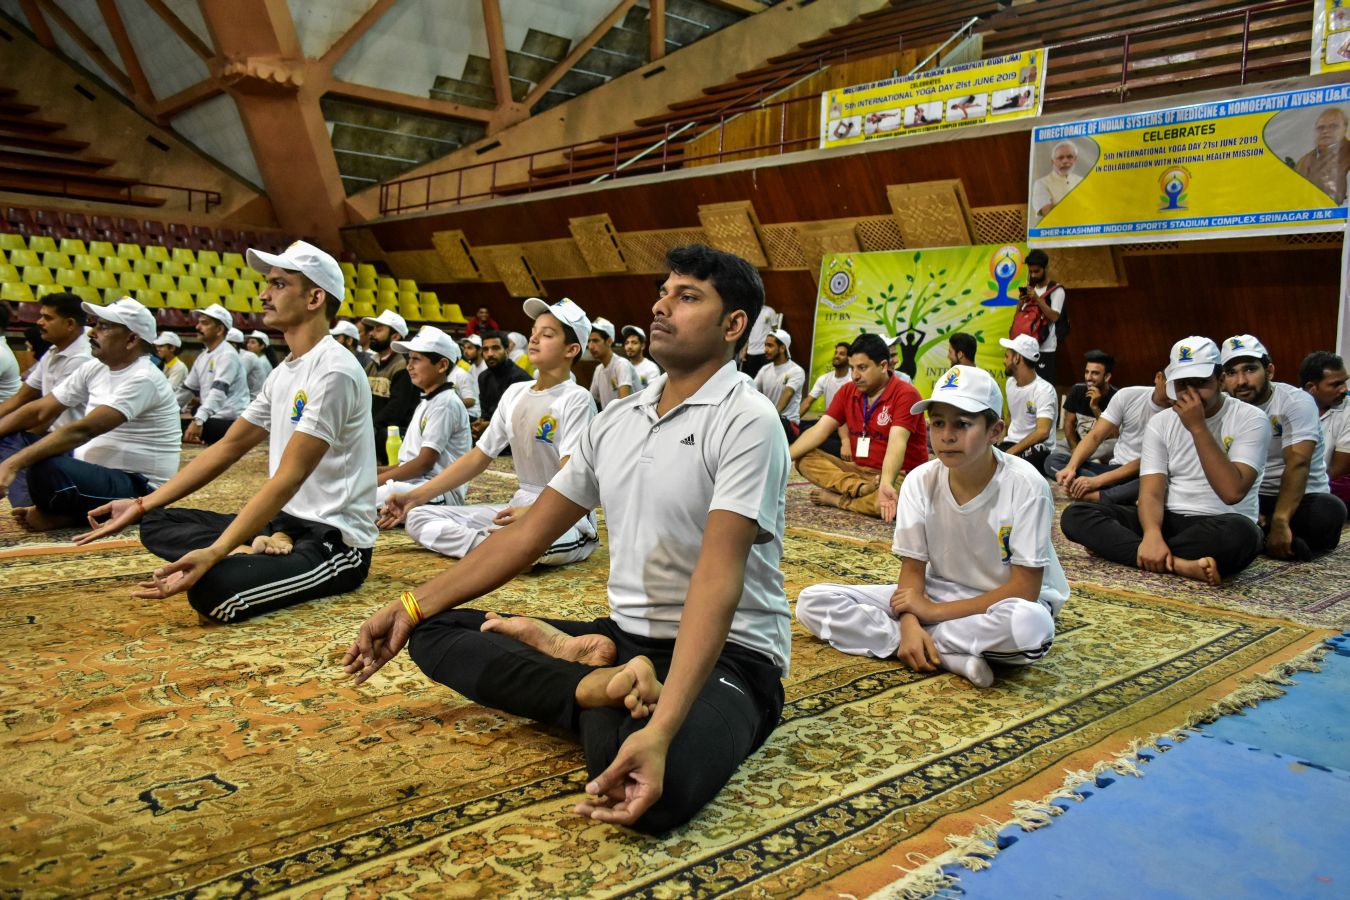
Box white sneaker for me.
[943,652,994,688]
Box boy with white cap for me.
[377,325,471,508]
[797,365,1065,688]
[227,327,266,398]
[1221,334,1345,559]
[153,332,188,392]
[1061,337,1269,584]
[77,241,377,624]
[460,334,486,380]
[998,333,1058,474]
[0,298,179,531]
[588,316,641,409]
[380,298,599,567]
[244,330,275,393]
[182,303,250,445]
[362,309,417,465]
[621,325,661,387]
[754,328,806,439]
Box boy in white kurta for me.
[797,365,1067,688]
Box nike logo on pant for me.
[718,676,745,696]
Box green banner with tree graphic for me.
[810,244,1029,408]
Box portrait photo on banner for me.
[1029,135,1101,224]
[1264,104,1350,205]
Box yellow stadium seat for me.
[170,247,195,265]
[137,290,165,309]
[399,300,421,321]
[197,293,224,310]
[144,245,170,263]
[102,257,130,274]
[132,258,159,276]
[252,295,266,313]
[8,249,38,267]
[41,251,72,270]
[117,272,149,292]
[116,243,143,260]
[397,279,418,294]
[1,281,34,304]
[149,274,177,293]
[55,269,86,288]
[206,277,232,296]
[354,288,376,305]
[353,301,376,318]
[0,263,18,282]
[87,270,118,290]
[187,262,212,279]
[72,286,100,304]
[178,276,205,295]
[22,266,53,286]
[225,295,253,314]
[34,283,64,299]
[376,292,398,313]
[27,235,56,253]
[337,301,354,319]
[398,290,419,305]
[339,261,357,279]
[441,303,468,325]
[214,266,239,281]
[356,263,376,287]
[73,254,103,272]
[221,252,245,269]
[161,261,187,278]
[88,240,115,258]
[101,287,124,305]
[0,233,26,251]
[197,250,221,268]
[165,291,195,310]
[376,276,396,293]
[59,238,87,256]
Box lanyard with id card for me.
[855,391,882,460]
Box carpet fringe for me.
[867,638,1335,900]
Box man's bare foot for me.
[230,533,295,556]
[481,612,617,666]
[810,488,843,508]
[10,506,31,526]
[1173,556,1221,586]
[18,506,79,531]
[574,656,663,719]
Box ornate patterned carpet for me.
[0,447,1332,897]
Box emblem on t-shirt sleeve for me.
[290,389,307,423]
[1025,399,1035,416]
[420,414,428,432]
[877,407,893,427]
[535,413,558,444]
[1269,416,1282,438]
[998,525,1013,564]
[1222,435,1234,454]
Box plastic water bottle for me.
[385,425,402,463]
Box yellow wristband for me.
[400,590,424,626]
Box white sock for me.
[943,651,994,688]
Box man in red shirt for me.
[790,333,927,521]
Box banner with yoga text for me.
[818,49,1045,149]
[1311,0,1350,74]
[809,244,1030,407]
[1027,84,1350,246]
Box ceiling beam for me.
[524,0,636,110]
[36,0,133,94]
[155,77,224,119]
[700,0,767,14]
[479,0,513,108]
[17,0,55,49]
[328,79,496,124]
[145,0,214,63]
[96,0,153,103]
[648,0,665,61]
[320,0,398,67]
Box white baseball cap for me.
[247,330,270,347]
[911,365,1004,416]
[523,296,592,350]
[82,297,157,344]
[1165,336,1221,400]
[246,240,345,301]
[330,320,360,340]
[1220,334,1269,365]
[591,317,615,341]
[460,333,482,348]
[621,325,646,342]
[508,331,528,352]
[226,327,245,344]
[393,324,461,365]
[196,303,233,330]
[770,328,792,353]
[362,309,409,338]
[154,331,181,349]
[999,333,1041,362]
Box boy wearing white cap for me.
[78,241,377,624]
[588,316,641,410]
[621,325,661,387]
[1061,337,1269,584]
[362,310,417,465]
[1221,334,1345,559]
[754,329,806,439]
[346,244,790,834]
[380,298,599,567]
[182,303,250,445]
[998,333,1058,473]
[154,332,188,392]
[798,365,1065,688]
[460,334,486,380]
[377,326,472,508]
[0,298,179,531]
[244,330,275,394]
[227,327,266,399]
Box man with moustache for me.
[362,310,417,464]
[1301,351,1350,503]
[181,304,250,445]
[473,329,531,440]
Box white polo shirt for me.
[632,357,661,388]
[754,359,807,424]
[1253,382,1329,496]
[53,356,181,487]
[184,341,250,424]
[161,356,188,392]
[1100,385,1170,466]
[1005,374,1058,452]
[590,355,642,410]
[449,365,480,419]
[241,336,377,548]
[1140,394,1269,520]
[549,361,792,675]
[25,332,92,430]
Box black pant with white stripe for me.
[139,509,372,623]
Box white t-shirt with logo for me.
[53,356,181,487]
[400,385,472,504]
[184,341,250,423]
[479,380,596,491]
[1322,403,1350,471]
[1100,385,1170,466]
[1140,394,1269,520]
[25,332,92,430]
[807,370,851,411]
[449,365,480,419]
[241,336,377,548]
[1004,374,1058,452]
[162,356,188,392]
[632,357,661,388]
[590,355,642,410]
[754,359,807,424]
[1254,382,1329,496]
[893,450,1068,614]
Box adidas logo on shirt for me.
[680,434,695,446]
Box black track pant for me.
[140,508,372,623]
[1060,501,1264,578]
[407,609,784,835]
[1258,492,1347,558]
